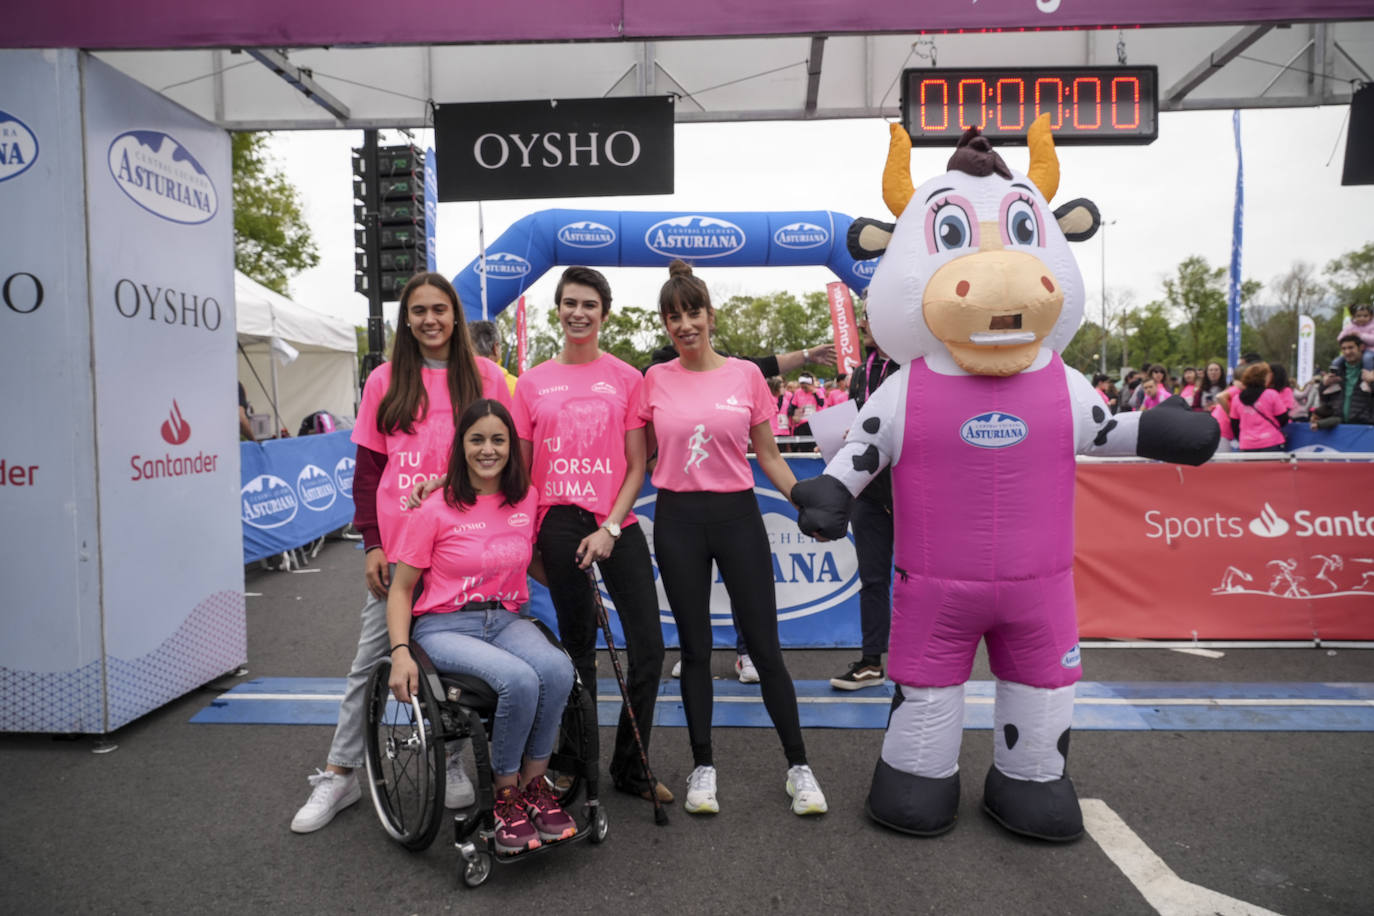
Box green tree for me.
[1242,261,1327,374]
[232,132,319,295]
[1128,301,1180,370]
[713,291,832,377]
[1325,242,1374,307]
[1159,256,1227,365]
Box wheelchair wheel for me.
[545,678,596,806]
[363,659,446,851]
[461,851,493,888]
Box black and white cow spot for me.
[1092,406,1106,424]
[1093,418,1118,447]
[852,444,881,473]
[1003,724,1020,750]
[862,417,881,434]
[1057,727,1072,761]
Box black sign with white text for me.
[434,96,674,202]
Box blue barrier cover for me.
[527,455,864,649]
[240,431,356,563]
[1286,423,1374,453]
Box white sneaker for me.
[685,765,719,815]
[786,765,828,816]
[445,745,476,809]
[735,654,760,684]
[671,659,682,678]
[291,769,361,833]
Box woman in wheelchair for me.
[385,399,578,855]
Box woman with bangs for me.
[386,399,576,856]
[639,258,828,818]
[291,272,511,834]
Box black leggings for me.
[653,488,806,768]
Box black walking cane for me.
[583,564,669,826]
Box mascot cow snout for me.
[792,115,1219,841]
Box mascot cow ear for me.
[1054,198,1101,242]
[847,217,895,260]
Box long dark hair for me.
[377,273,483,436]
[1268,362,1291,393]
[1193,360,1227,409]
[443,399,529,509]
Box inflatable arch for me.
[452,208,877,321]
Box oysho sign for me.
[107,130,218,224]
[435,96,674,202]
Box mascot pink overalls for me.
[792,116,1218,842]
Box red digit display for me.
[902,66,1158,146]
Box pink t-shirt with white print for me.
[392,490,537,614]
[640,357,773,493]
[1211,384,1240,441]
[352,358,512,561]
[512,353,645,530]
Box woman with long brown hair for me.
[291,272,511,834]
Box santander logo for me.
[1248,503,1290,538]
[160,400,192,445]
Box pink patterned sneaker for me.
[493,784,541,855]
[523,777,578,842]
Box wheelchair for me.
[362,619,607,888]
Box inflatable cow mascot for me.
[792,116,1218,842]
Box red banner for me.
[825,282,861,376]
[515,295,527,374]
[1074,462,1374,640]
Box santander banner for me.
[1075,462,1373,640]
[825,281,861,376]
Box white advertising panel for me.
[1297,314,1315,386]
[81,55,244,730]
[0,50,105,732]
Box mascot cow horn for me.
[793,115,1219,842]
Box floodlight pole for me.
[363,129,385,371]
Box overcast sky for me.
[268,105,1370,337]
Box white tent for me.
[235,271,358,437]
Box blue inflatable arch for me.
[452,208,877,321]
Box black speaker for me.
[1342,83,1374,186]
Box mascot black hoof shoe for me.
[866,759,960,837]
[982,766,1083,843]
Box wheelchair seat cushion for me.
[439,672,499,715]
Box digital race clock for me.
[901,66,1159,146]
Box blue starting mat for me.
[191,678,1374,732]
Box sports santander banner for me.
[825,282,861,376]
[1075,461,1373,640]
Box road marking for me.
[1082,798,1283,916]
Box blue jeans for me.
[413,610,574,777]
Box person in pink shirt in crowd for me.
[386,399,577,855]
[640,259,828,818]
[1268,362,1296,418]
[1229,362,1289,452]
[787,373,825,434]
[291,273,511,834]
[1178,367,1198,404]
[767,376,791,439]
[1138,375,1171,410]
[825,374,850,407]
[511,266,670,805]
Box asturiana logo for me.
[160,399,192,445]
[644,216,746,260]
[0,109,40,183]
[1061,644,1081,668]
[960,412,1029,449]
[557,220,616,249]
[773,221,829,250]
[1248,503,1291,538]
[296,464,337,512]
[478,252,532,279]
[508,512,531,528]
[590,381,617,395]
[241,474,299,529]
[107,130,218,225]
[334,456,356,499]
[852,258,880,279]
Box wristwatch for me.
[601,521,621,539]
[802,348,811,363]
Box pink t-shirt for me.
[1230,388,1287,450]
[640,357,773,493]
[1211,384,1240,440]
[352,358,512,560]
[789,388,824,429]
[1179,384,1196,404]
[1277,386,1296,414]
[392,490,537,614]
[826,388,849,408]
[1139,389,1169,410]
[769,393,790,437]
[512,353,645,530]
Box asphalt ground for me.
[2,536,1371,916]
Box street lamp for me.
[1099,219,1117,375]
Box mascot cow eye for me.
[927,198,976,254]
[1002,195,1042,247]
